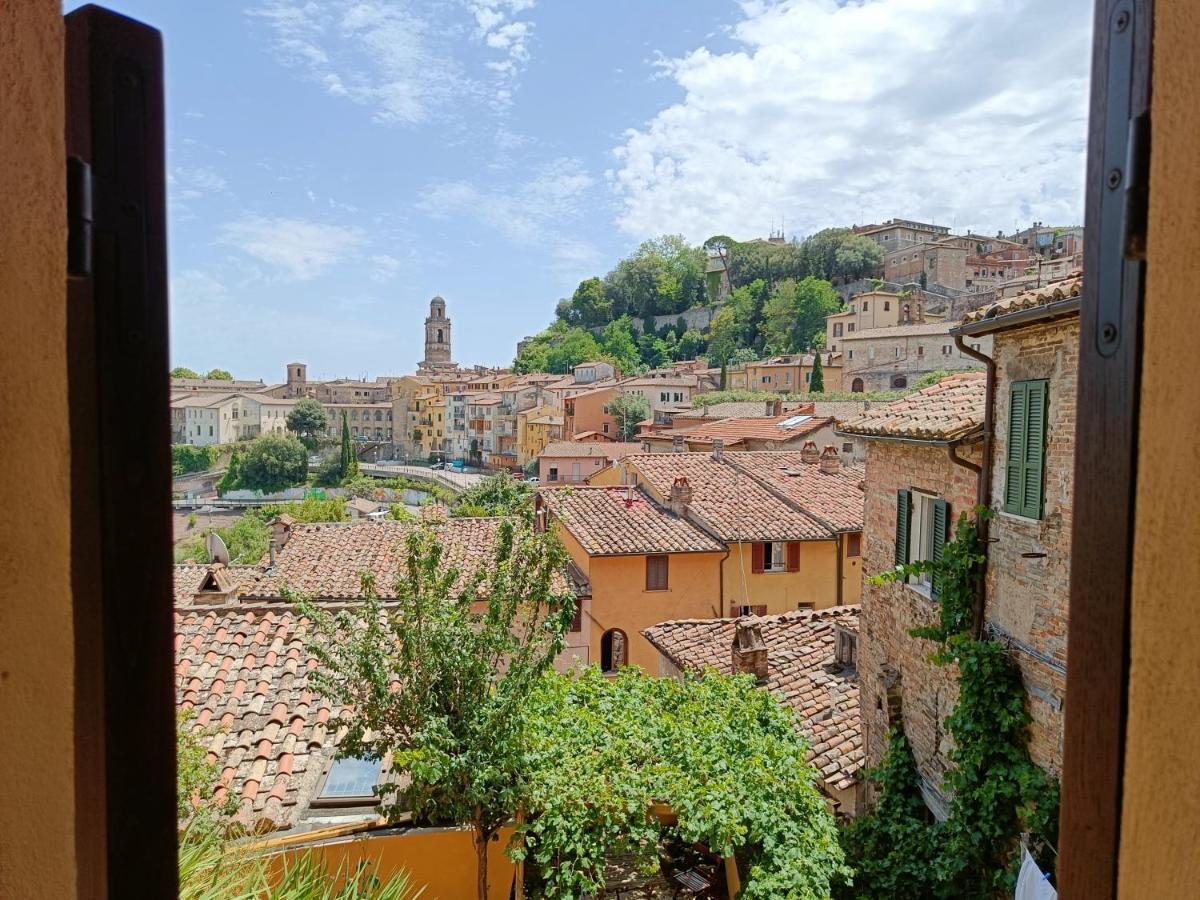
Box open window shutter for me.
[895,489,911,566]
[1005,382,1027,513]
[1021,381,1048,519]
[751,542,765,573]
[786,541,800,572]
[931,499,949,600]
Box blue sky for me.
[66,0,1093,381]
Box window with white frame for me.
[763,541,787,572]
[909,491,939,588]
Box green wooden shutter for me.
[1021,381,1048,519]
[931,499,949,599]
[895,489,911,567]
[1004,382,1027,513]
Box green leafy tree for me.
[604,392,650,441]
[239,433,308,494]
[300,522,576,900]
[809,353,825,393]
[172,444,218,476]
[556,277,612,328]
[451,472,533,517]
[171,366,199,379]
[260,496,348,523]
[677,328,705,360]
[791,276,843,350]
[204,368,233,380]
[217,447,244,495]
[598,316,641,375]
[761,279,801,353]
[287,397,328,449]
[705,306,744,366]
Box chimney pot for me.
[712,438,725,462]
[669,476,693,516]
[672,435,684,453]
[819,444,841,475]
[801,440,820,465]
[732,620,769,684]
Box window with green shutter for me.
[1004,380,1049,519]
[931,498,949,599]
[895,489,911,567]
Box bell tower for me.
[422,295,453,369]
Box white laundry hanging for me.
[1014,847,1057,900]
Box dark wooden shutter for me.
[646,555,668,591]
[931,499,949,600]
[1022,381,1048,519]
[751,542,765,573]
[786,542,800,572]
[895,489,911,566]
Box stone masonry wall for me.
[858,440,980,810]
[984,316,1079,774]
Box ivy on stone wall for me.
[843,507,1059,897]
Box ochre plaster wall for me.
[1119,3,1200,894]
[0,3,75,897]
[722,540,840,613]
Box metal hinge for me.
[67,155,93,277]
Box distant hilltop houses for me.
[171,218,1082,473]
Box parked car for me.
[430,461,445,470]
[527,477,539,485]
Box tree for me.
[720,358,728,390]
[340,411,359,482]
[677,328,705,361]
[217,447,243,495]
[809,352,825,393]
[204,368,233,380]
[170,366,199,379]
[451,472,533,517]
[706,306,744,366]
[761,279,801,353]
[598,316,641,376]
[604,392,651,441]
[286,397,328,449]
[238,433,308,493]
[791,276,843,351]
[300,522,576,900]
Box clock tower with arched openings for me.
[420,295,454,371]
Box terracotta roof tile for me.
[721,451,866,532]
[626,454,832,541]
[642,607,862,794]
[645,414,833,447]
[540,441,644,460]
[541,486,725,556]
[958,274,1083,327]
[837,372,986,442]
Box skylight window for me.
[314,756,382,806]
[777,415,812,429]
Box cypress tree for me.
[720,358,728,391]
[809,353,825,393]
[340,411,358,482]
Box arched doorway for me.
[891,375,908,389]
[851,377,864,393]
[601,628,628,672]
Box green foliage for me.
[809,353,825,393]
[177,709,234,821]
[239,434,309,494]
[604,392,650,441]
[760,277,843,354]
[204,368,234,380]
[692,389,906,406]
[287,398,328,449]
[340,412,359,482]
[516,667,848,899]
[299,521,576,900]
[854,508,1059,897]
[387,504,416,521]
[451,472,533,517]
[188,512,198,530]
[260,496,347,523]
[913,369,954,390]
[217,447,244,494]
[173,444,219,476]
[171,366,200,379]
[314,453,346,487]
[835,728,937,900]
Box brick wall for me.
[858,440,980,808]
[985,316,1078,774]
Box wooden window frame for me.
[645,554,669,591]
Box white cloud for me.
[248,0,473,126]
[418,157,592,244]
[170,166,228,201]
[219,216,365,280]
[467,1,537,108]
[609,0,1093,241]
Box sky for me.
[66,0,1095,381]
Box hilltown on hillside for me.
[166,216,1083,893]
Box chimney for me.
[801,440,820,465]
[269,514,295,554]
[534,493,547,533]
[711,438,724,462]
[765,398,783,417]
[669,476,693,517]
[672,435,685,453]
[732,619,768,684]
[819,444,841,475]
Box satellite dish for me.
[206,532,230,565]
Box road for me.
[360,463,487,492]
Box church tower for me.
[421,296,453,370]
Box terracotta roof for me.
[626,454,832,541]
[645,414,833,447]
[620,376,698,388]
[175,608,342,832]
[528,414,564,426]
[957,274,1082,327]
[837,372,986,442]
[541,486,725,556]
[839,322,954,340]
[642,607,862,794]
[540,441,643,460]
[674,400,807,421]
[345,497,381,514]
[722,451,866,532]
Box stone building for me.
[855,218,951,250]
[840,323,990,393]
[839,276,1081,815]
[419,295,455,372]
